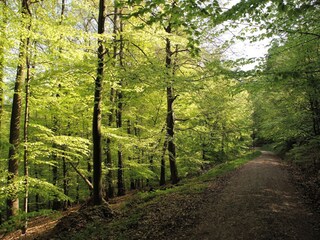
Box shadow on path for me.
[189,151,320,240]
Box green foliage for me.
[199,151,261,182]
[123,151,261,209]
[28,177,72,202]
[249,1,320,167]
[0,0,260,229]
[0,209,60,233]
[287,136,320,168]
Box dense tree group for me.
[0,0,319,234]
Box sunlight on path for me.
[191,151,320,240]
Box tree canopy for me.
[0,0,319,234]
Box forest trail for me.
[188,151,320,240]
[3,151,320,240]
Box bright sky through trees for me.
[221,0,271,70]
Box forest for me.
[0,0,319,238]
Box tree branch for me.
[69,161,93,190]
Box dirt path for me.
[3,151,319,240]
[189,151,320,240]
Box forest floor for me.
[2,151,320,239]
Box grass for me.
[73,150,262,239]
[199,151,261,182]
[120,150,262,209]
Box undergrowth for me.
[74,150,261,239]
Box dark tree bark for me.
[127,120,136,190]
[0,0,5,134]
[116,88,125,195]
[21,46,31,235]
[68,160,93,190]
[105,4,118,199]
[165,24,179,184]
[52,117,61,209]
[117,146,125,196]
[105,137,114,198]
[87,154,92,191]
[116,9,125,197]
[160,137,167,186]
[50,0,66,210]
[76,175,80,204]
[34,168,40,212]
[92,0,106,205]
[7,0,30,218]
[62,151,69,210]
[52,148,61,210]
[0,3,6,221]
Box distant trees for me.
[236,0,320,169]
[252,31,320,168]
[0,0,257,232]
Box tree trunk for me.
[160,137,167,186]
[116,87,125,196]
[165,25,179,184]
[52,151,61,210]
[117,147,125,196]
[21,46,31,235]
[0,3,6,221]
[92,0,106,205]
[106,137,114,198]
[127,120,135,190]
[116,9,125,197]
[105,3,118,199]
[0,0,6,134]
[116,89,125,195]
[76,175,80,204]
[7,0,30,218]
[35,168,40,211]
[87,155,92,192]
[62,151,69,210]
[52,116,61,209]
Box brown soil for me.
[183,151,320,240]
[3,151,320,239]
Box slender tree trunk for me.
[116,86,125,196]
[105,4,118,199]
[52,151,61,210]
[116,88,125,195]
[116,87,125,196]
[51,116,61,209]
[0,0,6,134]
[160,137,167,186]
[117,146,125,196]
[87,155,92,192]
[0,5,6,224]
[21,45,31,235]
[62,151,69,210]
[52,0,67,210]
[7,0,30,218]
[165,24,179,184]
[92,0,106,205]
[116,9,125,196]
[127,120,135,190]
[35,168,40,211]
[106,137,114,198]
[76,175,80,204]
